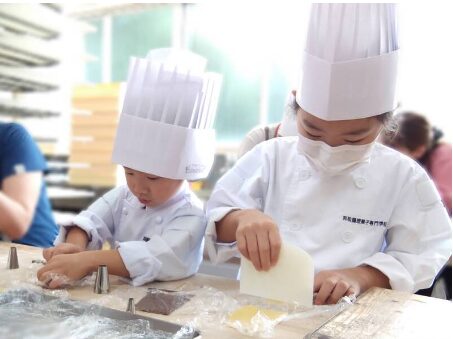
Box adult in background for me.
[0,122,58,247]
[381,111,451,216]
[381,111,452,299]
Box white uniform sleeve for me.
[117,210,206,286]
[54,187,122,250]
[206,144,270,264]
[237,126,266,158]
[360,169,452,292]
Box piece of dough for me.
[227,305,287,325]
[240,242,313,306]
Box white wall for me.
[398,2,453,141]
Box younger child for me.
[38,48,222,287]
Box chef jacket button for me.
[155,216,163,224]
[122,208,128,216]
[299,170,311,181]
[354,177,367,189]
[290,224,302,231]
[342,230,354,243]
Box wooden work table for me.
[0,242,451,338]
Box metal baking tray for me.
[0,288,200,338]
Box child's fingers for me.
[43,246,67,260]
[42,248,54,261]
[326,280,350,304]
[236,232,249,260]
[313,273,323,293]
[37,265,51,281]
[37,259,60,281]
[315,277,338,305]
[47,276,70,289]
[245,231,261,271]
[37,269,57,288]
[268,228,281,267]
[38,270,71,289]
[346,287,357,298]
[54,244,75,256]
[256,231,271,271]
[42,275,53,287]
[45,244,81,260]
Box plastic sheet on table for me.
[1,258,356,338]
[0,261,71,299]
[170,286,356,338]
[0,288,195,339]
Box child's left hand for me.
[37,252,93,289]
[313,268,359,305]
[313,265,390,305]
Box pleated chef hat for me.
[296,4,399,121]
[112,48,222,180]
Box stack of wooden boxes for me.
[69,83,121,187]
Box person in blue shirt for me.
[0,122,58,247]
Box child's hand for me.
[235,209,282,271]
[314,266,390,305]
[314,269,359,305]
[43,243,84,261]
[37,252,92,289]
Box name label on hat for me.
[185,163,206,174]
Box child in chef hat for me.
[38,48,222,287]
[206,3,451,305]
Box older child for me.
[206,4,452,305]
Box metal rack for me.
[0,98,60,118]
[0,4,63,39]
[0,4,97,217]
[0,31,61,67]
[0,65,59,92]
[0,4,63,95]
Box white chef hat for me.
[296,4,399,121]
[112,48,222,180]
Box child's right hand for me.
[235,209,282,272]
[38,252,92,289]
[43,243,84,261]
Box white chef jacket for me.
[55,182,206,286]
[206,137,452,293]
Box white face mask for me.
[297,133,376,175]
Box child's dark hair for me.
[287,93,398,134]
[377,111,398,136]
[381,111,444,165]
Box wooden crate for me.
[72,125,117,139]
[68,83,121,188]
